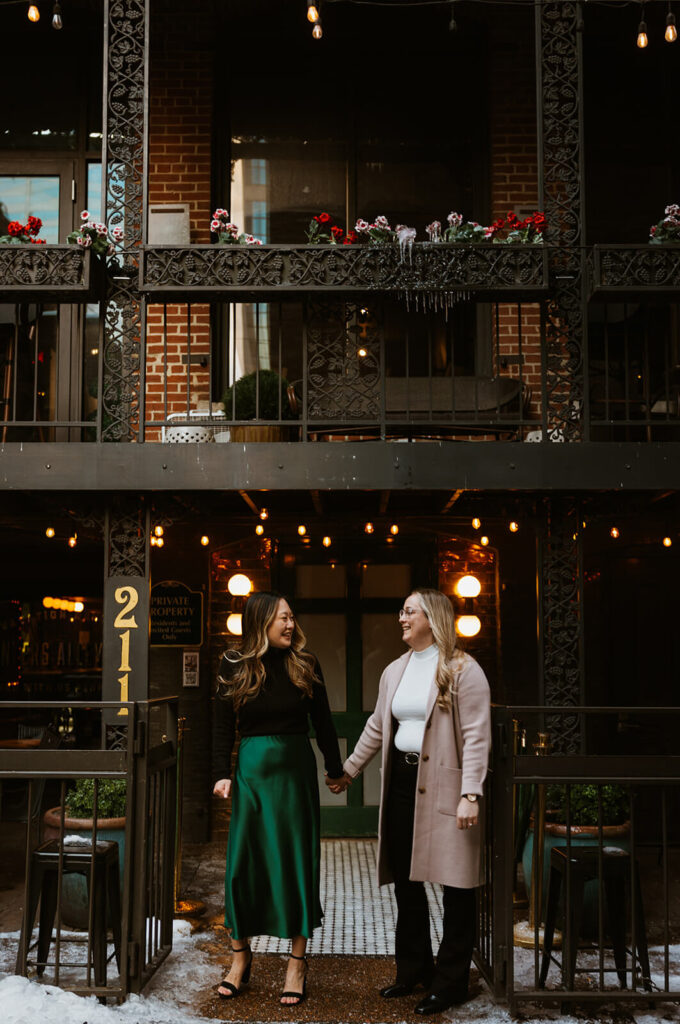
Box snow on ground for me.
[1,922,679,1024]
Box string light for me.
[480,535,489,547]
[156,537,164,548]
[637,6,648,47]
[298,524,307,536]
[357,347,368,358]
[68,534,77,548]
[322,536,332,547]
[150,535,157,546]
[154,525,164,537]
[666,4,677,41]
[52,1,62,29]
[259,508,269,520]
[200,535,210,546]
[364,522,374,534]
[312,22,323,39]
[390,524,399,535]
[471,517,481,530]
[27,4,40,22]
[45,527,55,538]
[255,524,264,536]
[610,526,620,539]
[663,536,673,547]
[307,1,320,22]
[509,521,519,533]
[448,0,457,31]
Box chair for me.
[16,839,122,986]
[539,846,652,992]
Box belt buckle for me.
[405,751,419,765]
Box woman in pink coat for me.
[328,587,491,1015]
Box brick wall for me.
[488,9,543,424]
[147,0,214,433]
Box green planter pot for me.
[522,819,630,937]
[43,807,126,930]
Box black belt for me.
[394,749,420,766]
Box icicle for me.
[396,225,417,264]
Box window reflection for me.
[0,175,60,242]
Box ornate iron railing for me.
[592,246,680,298]
[140,244,550,302]
[0,246,101,302]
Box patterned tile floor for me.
[191,839,444,955]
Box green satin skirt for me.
[224,734,322,940]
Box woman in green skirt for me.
[212,591,345,1006]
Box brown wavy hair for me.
[411,587,467,710]
[217,591,319,709]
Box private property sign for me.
[150,580,203,647]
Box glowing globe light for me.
[227,573,252,597]
[227,613,243,635]
[456,615,481,638]
[455,575,481,599]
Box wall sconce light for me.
[227,573,252,597]
[456,615,481,638]
[226,613,243,635]
[455,575,481,599]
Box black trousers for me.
[385,754,476,999]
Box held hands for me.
[325,772,353,794]
[213,778,231,799]
[456,796,479,831]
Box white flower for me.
[111,226,124,241]
[77,234,92,247]
[447,211,463,227]
[211,220,221,231]
[374,215,390,229]
[355,219,369,233]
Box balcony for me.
[0,246,101,302]
[140,243,550,302]
[592,245,680,300]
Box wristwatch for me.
[464,793,479,803]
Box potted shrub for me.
[43,778,127,929]
[220,368,298,442]
[522,783,630,935]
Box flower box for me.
[0,244,103,302]
[592,244,680,299]
[140,243,549,302]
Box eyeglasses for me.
[398,607,422,619]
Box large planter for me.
[229,425,289,442]
[43,807,126,929]
[522,819,630,937]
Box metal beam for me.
[2,442,680,492]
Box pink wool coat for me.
[343,650,491,889]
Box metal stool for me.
[16,839,122,985]
[540,845,651,991]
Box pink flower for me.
[77,235,92,248]
[211,220,221,232]
[111,226,124,241]
[374,215,390,229]
[80,210,90,221]
[447,212,463,227]
[355,219,369,233]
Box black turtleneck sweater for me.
[211,647,344,785]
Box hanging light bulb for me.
[480,535,489,547]
[156,537,165,548]
[259,508,269,520]
[390,524,399,535]
[298,524,307,536]
[307,1,320,23]
[52,1,62,29]
[154,525,164,537]
[27,4,40,22]
[255,524,264,536]
[471,517,481,530]
[364,522,374,534]
[663,536,673,547]
[322,536,332,547]
[610,526,620,539]
[448,0,457,32]
[45,527,55,538]
[200,535,210,546]
[637,9,648,48]
[68,534,77,548]
[509,521,519,533]
[666,7,677,41]
[312,22,323,40]
[150,535,157,546]
[357,347,368,358]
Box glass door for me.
[0,160,80,439]
[286,552,433,836]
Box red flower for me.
[26,215,42,235]
[343,230,358,245]
[7,221,24,237]
[318,212,331,224]
[331,225,343,238]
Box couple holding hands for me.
[211,587,491,1014]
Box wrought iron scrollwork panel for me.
[539,497,583,753]
[0,247,90,298]
[538,2,586,440]
[102,0,147,442]
[141,245,548,297]
[106,505,148,579]
[306,301,382,421]
[594,246,680,292]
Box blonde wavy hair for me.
[411,587,466,710]
[217,591,319,709]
